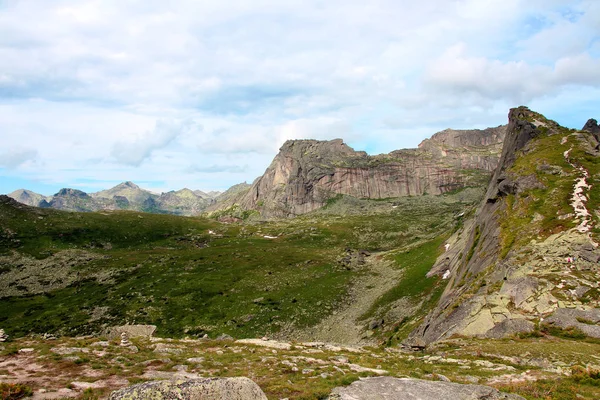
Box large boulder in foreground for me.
[108,377,268,400]
[327,377,524,400]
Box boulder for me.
[327,377,524,400]
[578,250,600,263]
[105,325,157,340]
[544,308,600,338]
[108,377,268,400]
[485,319,535,339]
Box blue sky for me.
[1,0,599,195]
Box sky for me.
[1,0,599,195]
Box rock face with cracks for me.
[211,126,506,218]
[327,377,525,400]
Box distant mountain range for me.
[8,181,224,216]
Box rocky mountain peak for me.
[582,118,600,136]
[209,126,507,218]
[408,106,600,345]
[117,181,140,190]
[55,188,89,198]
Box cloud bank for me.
[0,0,599,194]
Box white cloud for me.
[0,0,599,194]
[111,119,200,166]
[0,148,38,169]
[426,43,600,103]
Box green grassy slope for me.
[0,190,479,339]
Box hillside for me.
[0,186,479,342]
[405,107,600,345]
[208,126,506,218]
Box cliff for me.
[212,126,506,218]
[407,107,600,345]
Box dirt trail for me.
[564,146,597,243]
[290,252,403,345]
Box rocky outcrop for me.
[582,118,600,135]
[407,107,600,345]
[327,377,524,400]
[213,127,506,218]
[108,377,268,400]
[104,325,157,340]
[545,308,600,338]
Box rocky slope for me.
[7,182,219,216]
[406,107,600,345]
[209,126,506,218]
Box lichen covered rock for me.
[108,377,268,400]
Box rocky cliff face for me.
[407,107,600,345]
[216,126,506,217]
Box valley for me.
[1,107,600,399]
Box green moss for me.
[466,225,481,262]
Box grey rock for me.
[216,334,234,341]
[368,319,384,330]
[327,377,524,399]
[544,308,600,338]
[578,250,600,263]
[582,118,600,135]
[485,319,535,339]
[105,325,157,340]
[0,329,8,342]
[108,377,268,400]
[208,126,506,218]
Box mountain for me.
[7,189,50,207]
[44,188,117,212]
[7,182,218,216]
[154,188,215,215]
[91,181,157,207]
[209,126,506,218]
[405,106,600,345]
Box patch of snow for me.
[263,235,278,239]
[442,270,451,280]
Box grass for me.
[0,190,476,340]
[4,334,600,399]
[361,235,448,343]
[498,125,581,258]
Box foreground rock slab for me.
[327,377,524,400]
[108,377,268,400]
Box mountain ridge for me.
[209,125,507,218]
[405,106,600,346]
[8,182,222,216]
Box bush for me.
[0,382,33,399]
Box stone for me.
[582,118,600,135]
[216,334,234,341]
[105,325,157,340]
[485,319,535,339]
[108,377,268,400]
[578,250,600,263]
[0,329,8,342]
[544,308,600,338]
[368,319,384,330]
[120,332,132,347]
[326,377,525,400]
